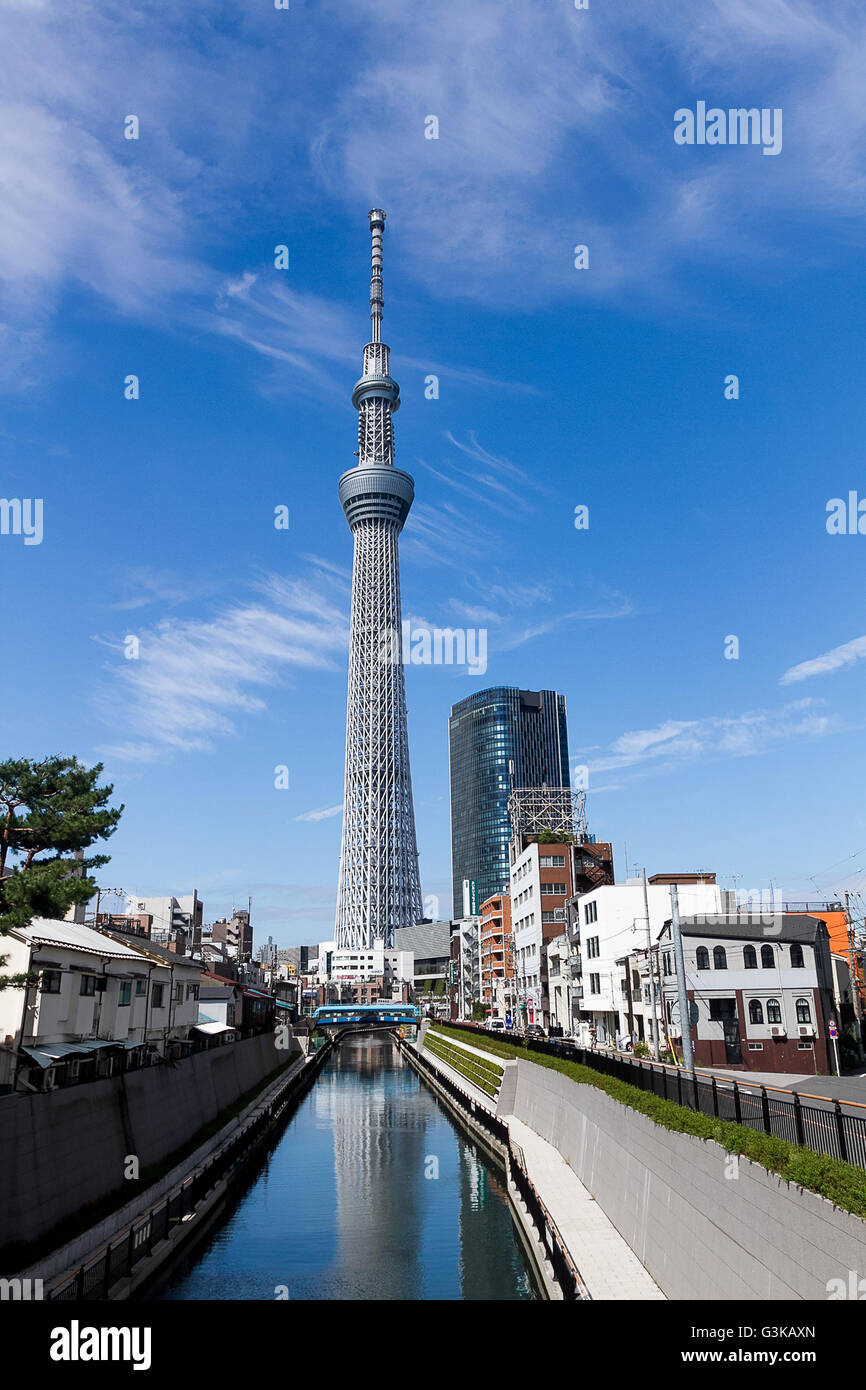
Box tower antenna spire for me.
[369,208,385,344]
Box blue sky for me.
[2,0,866,943]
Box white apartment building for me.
[571,876,727,1047]
[511,841,572,1027]
[127,892,202,946]
[318,940,414,997]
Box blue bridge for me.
[311,1002,421,1031]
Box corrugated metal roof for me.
[19,919,151,961]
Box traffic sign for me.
[829,1020,838,1039]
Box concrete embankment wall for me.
[0,1033,289,1251]
[503,1060,866,1300]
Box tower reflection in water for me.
[156,1035,535,1301]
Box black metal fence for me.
[405,1038,588,1300]
[442,1022,866,1172]
[48,1044,331,1300]
[506,1141,588,1301]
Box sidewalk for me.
[508,1116,665,1301]
[696,1065,866,1107]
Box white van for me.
[489,1018,506,1032]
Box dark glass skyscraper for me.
[448,688,570,915]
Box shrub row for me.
[430,1025,866,1218]
[423,1031,503,1099]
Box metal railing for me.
[47,1044,332,1300]
[442,1022,866,1172]
[506,1140,589,1301]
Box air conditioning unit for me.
[798,1025,814,1037]
[770,1026,785,1037]
[553,908,566,921]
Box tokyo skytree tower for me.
[334,210,422,950]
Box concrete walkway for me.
[508,1117,665,1301]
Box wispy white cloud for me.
[95,573,347,762]
[110,567,218,612]
[293,804,343,823]
[3,0,864,388]
[780,634,866,685]
[590,697,838,777]
[497,591,634,651]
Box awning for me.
[20,1038,145,1067]
[20,1043,89,1068]
[192,1020,236,1036]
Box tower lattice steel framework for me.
[334,210,422,950]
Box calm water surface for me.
[154,1034,536,1300]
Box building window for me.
[541,882,567,896]
[748,1042,764,1051]
[743,945,757,969]
[797,1041,813,1050]
[40,969,62,993]
[713,946,727,970]
[584,901,598,924]
[186,983,199,1000]
[761,944,774,968]
[790,944,805,968]
[695,946,709,970]
[586,936,599,959]
[748,999,764,1025]
[80,975,96,996]
[709,998,736,1021]
[795,997,811,1024]
[539,855,565,867]
[135,978,146,995]
[589,973,600,994]
[118,981,132,1007]
[152,984,165,1009]
[767,998,782,1024]
[174,982,184,1003]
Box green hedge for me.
[423,1030,503,1099]
[430,1025,866,1219]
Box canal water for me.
[153,1034,537,1300]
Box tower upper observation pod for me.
[339,209,414,528]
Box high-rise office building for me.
[334,210,422,950]
[448,688,570,914]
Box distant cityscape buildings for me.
[449,687,570,913]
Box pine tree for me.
[0,756,124,989]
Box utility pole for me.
[670,885,694,1073]
[642,869,658,1058]
[846,891,864,1060]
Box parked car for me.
[525,1023,546,1038]
[488,1018,506,1032]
